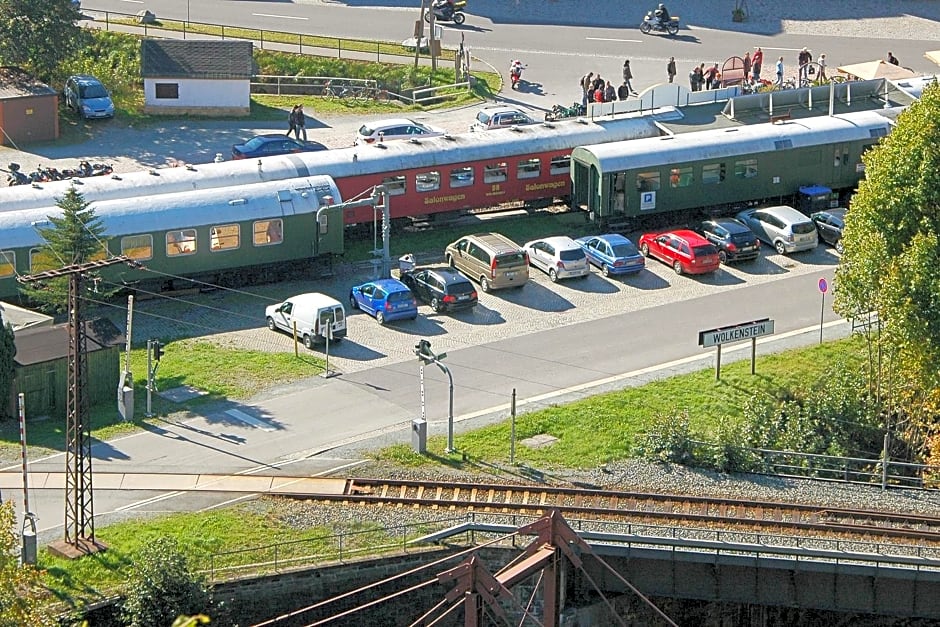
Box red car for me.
[638,229,720,275]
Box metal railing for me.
[203,511,940,584]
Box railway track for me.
[283,478,940,543]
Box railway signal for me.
[413,339,454,453]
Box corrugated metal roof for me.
[0,66,57,100]
[140,40,254,79]
[13,318,123,366]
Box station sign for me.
[698,318,775,348]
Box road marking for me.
[760,47,804,52]
[252,13,309,21]
[121,0,144,3]
[586,37,643,43]
[226,408,276,431]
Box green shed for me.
[12,318,123,420]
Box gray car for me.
[522,236,590,282]
[64,75,115,119]
[736,206,817,255]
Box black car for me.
[811,208,846,253]
[693,218,761,263]
[400,267,477,312]
[231,134,328,160]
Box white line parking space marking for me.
[225,409,276,431]
[586,37,643,43]
[252,13,309,20]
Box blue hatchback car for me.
[349,278,418,324]
[575,234,645,277]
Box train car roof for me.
[0,115,664,213]
[0,175,340,250]
[571,110,894,173]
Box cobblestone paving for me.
[101,243,840,376]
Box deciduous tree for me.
[0,0,86,80]
[0,502,57,626]
[833,82,940,458]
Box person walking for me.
[290,104,307,141]
[817,54,828,81]
[666,56,676,83]
[775,56,785,86]
[798,47,812,82]
[752,47,764,82]
[286,105,298,137]
[623,60,638,95]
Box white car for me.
[470,106,536,132]
[523,236,590,282]
[355,118,445,145]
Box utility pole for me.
[18,256,129,557]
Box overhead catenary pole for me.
[18,256,129,556]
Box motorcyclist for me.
[432,0,454,20]
[654,3,670,26]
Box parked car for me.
[470,106,536,132]
[355,118,445,145]
[522,236,590,282]
[736,206,818,254]
[349,278,418,324]
[63,75,114,119]
[575,234,645,277]
[400,267,478,313]
[445,232,529,292]
[231,135,327,160]
[638,230,720,275]
[693,218,761,264]
[265,293,346,349]
[811,208,847,253]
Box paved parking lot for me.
[109,240,840,378]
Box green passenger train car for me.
[0,175,345,302]
[570,110,893,230]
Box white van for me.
[265,293,346,349]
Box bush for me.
[636,410,695,465]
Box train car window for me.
[121,235,153,261]
[774,140,793,150]
[416,171,441,192]
[382,175,406,196]
[734,159,758,179]
[450,167,474,188]
[483,163,508,184]
[669,167,694,188]
[517,158,540,180]
[549,155,571,175]
[253,219,283,246]
[0,251,14,278]
[166,229,197,256]
[702,163,725,185]
[636,172,660,192]
[210,224,240,251]
[30,245,105,272]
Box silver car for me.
[522,236,590,282]
[736,205,818,255]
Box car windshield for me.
[495,253,526,267]
[611,242,639,257]
[793,222,817,235]
[242,137,268,150]
[80,83,108,99]
[476,111,492,124]
[387,291,412,303]
[358,124,375,136]
[559,249,585,261]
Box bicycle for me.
[322,80,349,99]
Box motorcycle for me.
[3,163,30,186]
[509,62,526,90]
[78,160,113,177]
[640,11,680,36]
[424,0,467,25]
[544,103,585,122]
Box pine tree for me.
[19,187,110,314]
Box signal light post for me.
[414,339,455,453]
[146,339,164,418]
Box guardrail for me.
[203,510,940,583]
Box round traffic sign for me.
[818,278,828,293]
